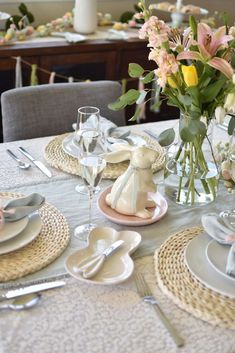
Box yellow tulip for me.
[167,76,178,88]
[181,65,198,87]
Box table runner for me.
[0,121,234,353]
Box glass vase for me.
[164,119,220,206]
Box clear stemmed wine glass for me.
[74,130,106,240]
[74,106,101,195]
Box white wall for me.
[0,0,234,26]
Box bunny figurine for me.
[104,145,159,218]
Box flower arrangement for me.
[109,0,235,205]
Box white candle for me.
[176,0,183,11]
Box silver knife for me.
[77,240,124,279]
[143,129,159,141]
[0,280,65,301]
[18,147,52,178]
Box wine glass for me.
[74,106,100,195]
[74,130,106,240]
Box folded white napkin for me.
[106,29,128,41]
[73,116,130,143]
[0,193,45,229]
[201,213,235,277]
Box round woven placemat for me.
[0,192,70,282]
[154,226,235,329]
[44,133,165,179]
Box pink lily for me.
[177,23,234,79]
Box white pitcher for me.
[73,0,97,34]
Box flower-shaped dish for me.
[65,227,141,285]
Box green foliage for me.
[189,16,197,40]
[200,78,226,103]
[179,116,206,142]
[108,89,141,112]
[142,71,155,84]
[119,11,135,23]
[157,128,175,146]
[128,63,145,78]
[228,116,235,135]
[6,2,35,30]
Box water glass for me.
[74,106,100,195]
[74,130,106,240]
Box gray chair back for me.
[1,81,125,142]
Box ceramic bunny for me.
[104,145,159,218]
[221,159,235,182]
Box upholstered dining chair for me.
[1,81,125,142]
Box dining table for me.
[0,119,234,353]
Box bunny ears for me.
[103,144,158,164]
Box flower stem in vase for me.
[165,136,219,206]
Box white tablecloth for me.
[0,121,234,353]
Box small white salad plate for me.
[65,227,141,285]
[0,217,29,243]
[184,233,235,298]
[206,240,235,283]
[0,213,42,255]
[97,186,168,226]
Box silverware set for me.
[0,279,66,311]
[134,272,184,348]
[6,147,52,178]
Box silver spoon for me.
[0,293,41,311]
[6,149,31,170]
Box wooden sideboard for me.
[0,37,179,142]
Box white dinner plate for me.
[184,233,235,298]
[206,240,235,283]
[97,186,168,226]
[0,212,42,255]
[62,132,146,158]
[65,226,141,285]
[0,217,29,243]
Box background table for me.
[0,121,234,353]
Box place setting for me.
[0,192,70,282]
[44,105,165,179]
[154,210,235,329]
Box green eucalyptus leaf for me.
[129,107,142,122]
[228,116,235,135]
[157,128,175,147]
[108,99,127,111]
[142,71,155,84]
[128,63,144,78]
[179,116,206,142]
[123,88,141,105]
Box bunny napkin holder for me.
[104,145,159,218]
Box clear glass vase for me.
[164,120,220,206]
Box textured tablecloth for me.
[0,121,234,353]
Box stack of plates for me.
[184,231,235,298]
[0,213,42,255]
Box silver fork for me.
[134,273,184,347]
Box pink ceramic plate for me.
[97,186,168,226]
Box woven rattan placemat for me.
[44,133,165,179]
[154,226,235,329]
[0,192,70,282]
